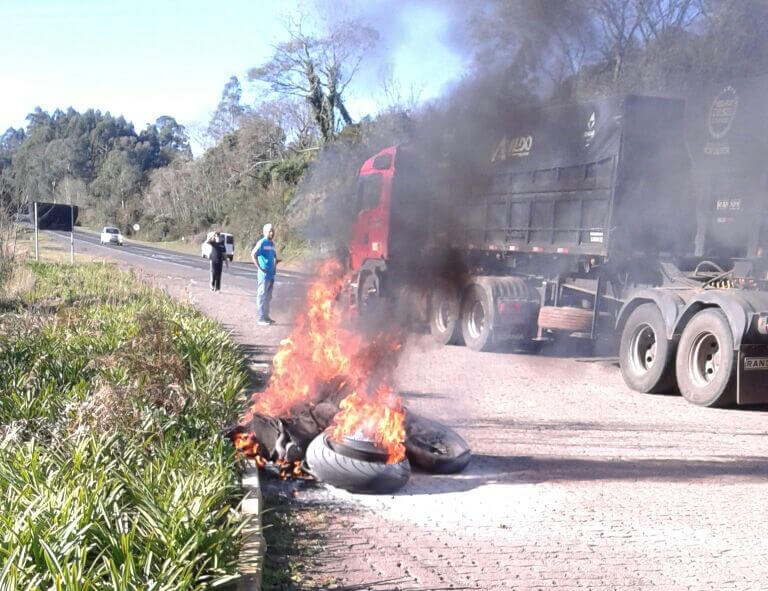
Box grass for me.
[0,260,254,589]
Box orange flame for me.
[330,385,406,463]
[239,258,406,464]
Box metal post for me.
[34,202,39,261]
[70,204,74,264]
[590,275,604,341]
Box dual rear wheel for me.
[620,304,735,407]
[428,283,495,352]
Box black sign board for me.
[35,202,79,231]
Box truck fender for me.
[674,291,756,349]
[616,290,687,341]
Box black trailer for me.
[415,94,768,407]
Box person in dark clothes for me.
[208,232,228,291]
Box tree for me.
[156,116,192,160]
[248,17,378,142]
[207,76,252,142]
[467,0,598,96]
[91,149,142,210]
[588,0,704,88]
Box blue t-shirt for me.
[252,237,276,280]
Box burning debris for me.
[229,259,470,493]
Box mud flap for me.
[737,344,768,404]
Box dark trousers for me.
[210,262,223,290]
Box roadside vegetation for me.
[0,261,251,589]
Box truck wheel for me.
[357,271,379,311]
[537,306,593,332]
[460,284,494,352]
[619,303,675,393]
[429,283,462,346]
[675,308,736,408]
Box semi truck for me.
[345,88,768,408]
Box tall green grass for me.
[0,262,252,589]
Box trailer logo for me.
[491,135,533,161]
[708,85,738,140]
[744,357,768,370]
[583,111,596,148]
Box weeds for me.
[0,261,251,589]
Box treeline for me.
[3,0,768,266]
[0,109,190,230]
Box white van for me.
[201,232,234,261]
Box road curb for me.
[237,461,265,591]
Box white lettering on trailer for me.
[744,357,768,370]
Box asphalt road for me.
[44,229,309,296]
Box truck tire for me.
[675,308,736,408]
[537,306,593,332]
[460,284,495,351]
[304,432,411,494]
[619,303,676,393]
[357,270,380,312]
[429,283,463,346]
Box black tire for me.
[460,284,494,351]
[675,308,736,408]
[304,432,411,494]
[537,306,593,332]
[356,270,381,313]
[428,283,462,346]
[404,412,471,474]
[619,303,676,393]
[228,255,233,262]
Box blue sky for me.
[0,0,467,151]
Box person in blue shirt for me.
[251,223,277,325]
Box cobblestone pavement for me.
[107,251,768,591]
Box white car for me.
[100,226,123,245]
[201,232,234,261]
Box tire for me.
[675,308,736,408]
[356,270,385,317]
[404,412,471,474]
[537,306,593,332]
[619,303,676,393]
[304,432,411,494]
[460,284,494,351]
[429,283,462,346]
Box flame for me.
[237,258,406,466]
[232,433,267,468]
[329,385,406,463]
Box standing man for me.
[251,223,277,325]
[208,231,228,292]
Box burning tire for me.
[404,412,471,474]
[619,303,676,393]
[304,432,411,494]
[675,308,736,407]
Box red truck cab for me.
[349,147,397,272]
